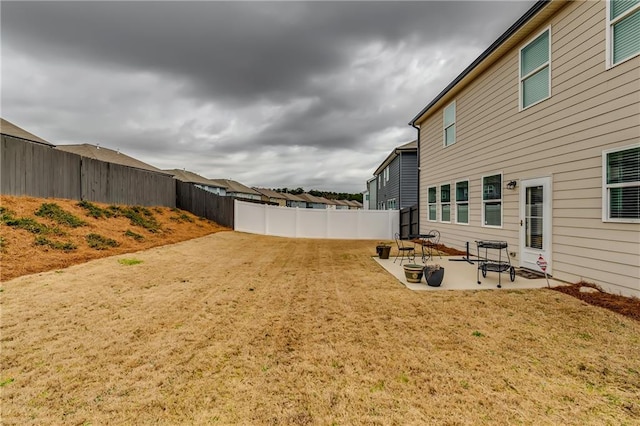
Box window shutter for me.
[613,9,640,64]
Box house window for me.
[378,175,381,189]
[378,201,385,210]
[456,180,469,224]
[387,198,397,210]
[603,145,640,222]
[607,0,640,67]
[384,166,390,183]
[441,184,451,222]
[428,186,437,221]
[520,28,551,109]
[443,101,456,147]
[482,174,502,227]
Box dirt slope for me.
[0,195,228,281]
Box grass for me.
[170,213,195,223]
[2,233,638,425]
[118,258,143,266]
[34,203,86,227]
[109,205,161,232]
[86,233,120,250]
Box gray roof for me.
[211,179,261,196]
[165,169,228,188]
[0,118,53,146]
[56,143,171,175]
[374,140,417,176]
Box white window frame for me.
[443,101,456,147]
[519,26,551,111]
[455,179,470,225]
[387,198,397,210]
[482,172,503,228]
[440,183,451,223]
[377,175,381,190]
[602,144,640,223]
[427,186,437,222]
[606,0,640,68]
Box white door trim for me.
[519,177,552,274]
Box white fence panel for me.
[234,200,399,240]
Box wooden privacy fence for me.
[176,181,234,228]
[1,135,175,207]
[399,204,419,239]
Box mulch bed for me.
[551,282,640,322]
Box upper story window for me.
[440,184,451,222]
[387,198,397,210]
[427,186,437,221]
[383,166,390,184]
[520,27,551,110]
[482,174,502,227]
[443,101,456,147]
[603,145,640,222]
[455,180,469,224]
[378,175,381,189]
[607,0,640,67]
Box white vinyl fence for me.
[234,200,399,240]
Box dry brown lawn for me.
[1,196,639,424]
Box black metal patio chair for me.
[394,232,415,265]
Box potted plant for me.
[403,263,424,283]
[424,264,445,287]
[376,242,392,259]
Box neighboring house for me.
[56,143,172,176]
[253,187,287,206]
[166,169,227,196]
[297,193,328,209]
[372,140,418,210]
[334,199,351,210]
[1,118,53,146]
[366,176,377,210]
[211,179,262,201]
[344,200,363,210]
[280,191,307,208]
[409,0,639,297]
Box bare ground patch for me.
[1,231,639,424]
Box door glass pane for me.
[526,185,544,250]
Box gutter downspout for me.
[411,123,420,236]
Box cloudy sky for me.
[2,0,535,193]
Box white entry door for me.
[519,177,552,274]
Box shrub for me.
[124,229,145,241]
[86,233,120,250]
[35,203,86,227]
[34,236,77,251]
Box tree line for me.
[273,188,363,203]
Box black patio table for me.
[409,233,436,262]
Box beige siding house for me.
[410,0,639,297]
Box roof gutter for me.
[409,0,550,126]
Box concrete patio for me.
[373,253,563,291]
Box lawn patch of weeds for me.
[0,378,15,387]
[124,229,144,241]
[118,258,143,266]
[35,203,86,227]
[34,236,77,251]
[86,233,120,250]
[472,331,485,337]
[110,206,160,232]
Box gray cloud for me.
[1,1,536,192]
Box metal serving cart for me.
[476,240,515,288]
